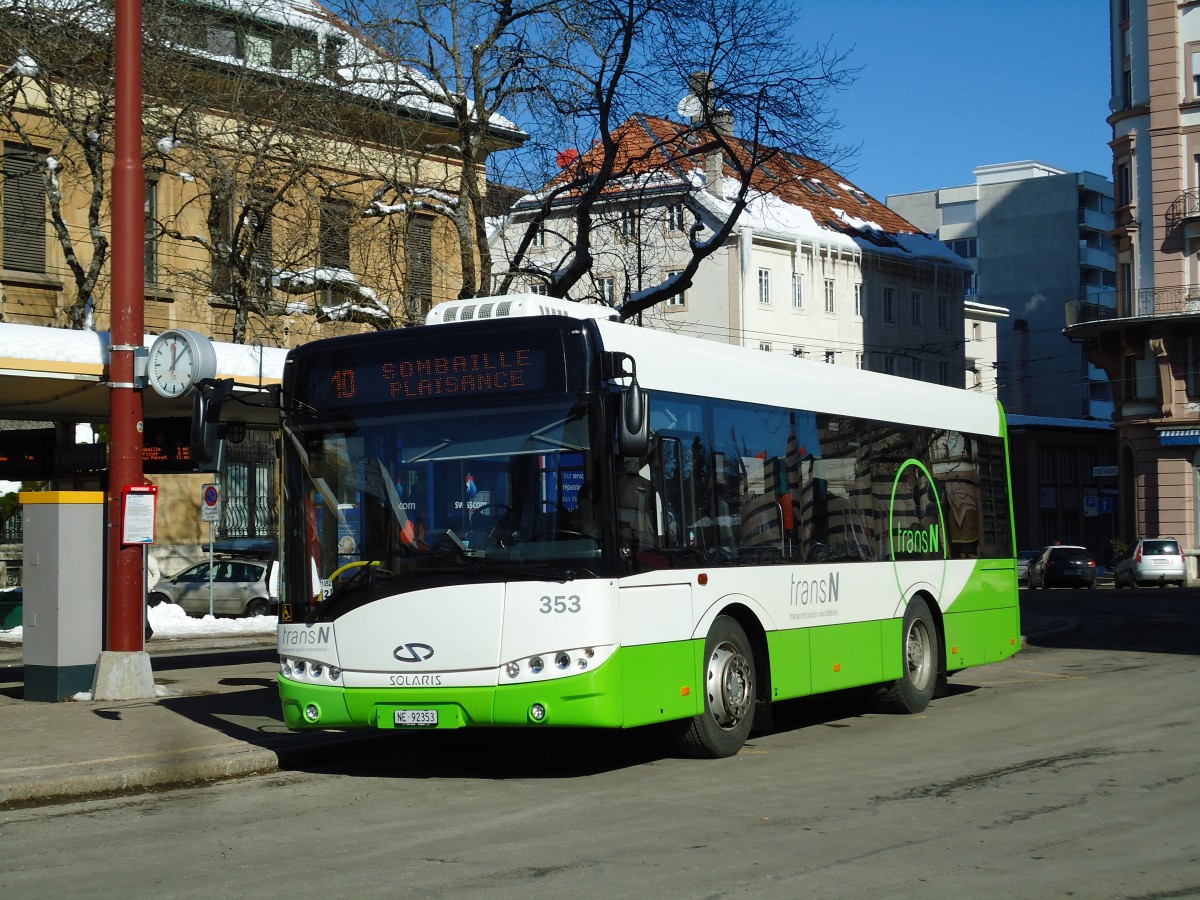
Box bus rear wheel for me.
[875,596,938,714]
[673,615,756,759]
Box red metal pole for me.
[107,0,146,652]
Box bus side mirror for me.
[617,380,649,458]
[191,378,234,472]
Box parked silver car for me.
[149,556,275,617]
[1113,538,1186,588]
[1016,550,1040,584]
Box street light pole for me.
[95,0,152,699]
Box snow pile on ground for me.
[0,600,277,643]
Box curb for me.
[0,732,391,809]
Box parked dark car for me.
[1028,545,1096,589]
[1113,537,1187,588]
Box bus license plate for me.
[395,709,438,727]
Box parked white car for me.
[1113,538,1187,588]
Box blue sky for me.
[795,1,1113,201]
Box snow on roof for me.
[18,0,520,135]
[0,321,288,382]
[509,114,967,268]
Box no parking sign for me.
[201,482,221,522]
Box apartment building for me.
[1063,0,1200,560]
[888,161,1116,420]
[490,113,979,389]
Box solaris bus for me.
[274,295,1020,757]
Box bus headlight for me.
[555,652,571,670]
[506,662,520,678]
[529,656,544,674]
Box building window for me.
[939,361,951,385]
[792,272,804,310]
[855,352,864,369]
[937,295,949,329]
[910,291,923,326]
[667,203,685,232]
[1121,261,1134,315]
[210,194,234,295]
[854,282,862,317]
[793,345,805,358]
[406,215,434,313]
[1060,448,1076,484]
[319,200,351,270]
[971,322,982,342]
[824,350,835,365]
[759,341,772,352]
[824,278,835,314]
[968,360,982,390]
[911,358,923,381]
[883,287,896,323]
[882,354,896,375]
[597,275,615,306]
[144,176,159,285]
[530,222,546,247]
[1189,45,1200,100]
[529,282,548,295]
[619,208,636,239]
[758,268,771,305]
[947,238,977,259]
[1125,348,1157,399]
[1189,336,1200,396]
[1117,160,1132,208]
[2,143,46,273]
[1038,446,1056,484]
[665,269,686,307]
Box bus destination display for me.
[313,347,549,407]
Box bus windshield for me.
[282,398,605,613]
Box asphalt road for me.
[1,591,1197,898]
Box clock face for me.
[147,329,217,398]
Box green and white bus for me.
[276,295,1020,757]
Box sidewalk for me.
[0,617,1074,809]
[0,636,392,808]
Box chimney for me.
[706,148,724,196]
[688,71,713,116]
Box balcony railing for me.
[1167,189,1200,229]
[1066,286,1200,325]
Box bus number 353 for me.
[540,595,582,614]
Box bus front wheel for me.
[673,615,756,759]
[875,596,938,714]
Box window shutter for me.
[3,144,47,273]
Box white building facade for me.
[491,115,980,392]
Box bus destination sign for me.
[319,347,549,407]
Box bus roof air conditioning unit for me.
[425,294,619,326]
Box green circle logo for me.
[888,459,948,605]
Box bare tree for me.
[321,0,542,303]
[141,0,399,344]
[329,0,853,317]
[0,0,117,329]
[500,0,857,319]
